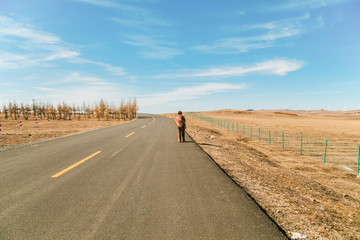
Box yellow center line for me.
[51,151,102,178]
[125,132,135,138]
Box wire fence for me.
[186,112,360,174]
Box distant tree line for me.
[0,98,138,121]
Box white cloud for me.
[61,72,107,85]
[45,50,80,61]
[0,52,39,69]
[140,46,183,60]
[37,87,60,92]
[193,14,310,54]
[0,16,60,44]
[73,0,147,15]
[33,72,134,105]
[71,58,129,77]
[122,35,183,59]
[103,65,128,76]
[74,0,118,8]
[0,15,79,69]
[153,59,304,79]
[0,14,131,78]
[139,83,246,107]
[111,17,170,28]
[240,13,310,31]
[272,0,351,10]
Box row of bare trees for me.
[0,98,138,121]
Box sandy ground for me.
[164,112,360,240]
[0,115,127,148]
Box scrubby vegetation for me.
[1,98,138,121]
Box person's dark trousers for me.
[177,127,186,142]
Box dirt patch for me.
[163,113,360,240]
[0,115,129,147]
[212,109,252,115]
[275,111,298,116]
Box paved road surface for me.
[0,115,287,239]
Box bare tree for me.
[3,105,8,119]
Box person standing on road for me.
[175,111,186,142]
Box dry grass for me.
[274,111,298,116]
[200,109,360,143]
[163,112,360,240]
[0,115,127,147]
[194,110,360,170]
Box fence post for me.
[250,126,252,139]
[358,146,360,174]
[227,121,229,130]
[300,135,303,155]
[323,139,328,164]
[269,130,271,145]
[232,122,234,132]
[258,128,260,141]
[282,132,284,149]
[243,125,245,135]
[237,123,238,133]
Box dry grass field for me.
[164,110,360,240]
[200,109,360,143]
[0,114,127,148]
[195,109,360,170]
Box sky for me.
[0,0,359,113]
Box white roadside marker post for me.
[20,121,23,131]
[0,124,2,135]
[36,119,38,127]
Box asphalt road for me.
[0,115,287,240]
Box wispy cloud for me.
[271,0,351,10]
[192,14,310,54]
[0,52,37,69]
[69,58,129,77]
[111,17,170,28]
[0,15,79,69]
[34,72,134,104]
[73,0,147,15]
[73,0,118,8]
[0,14,132,78]
[0,16,60,44]
[122,35,182,59]
[61,72,108,86]
[153,59,304,79]
[139,83,246,106]
[45,49,80,61]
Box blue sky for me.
[0,0,359,113]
